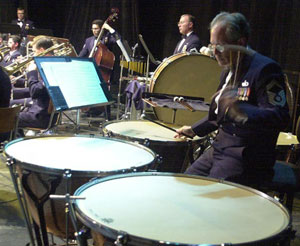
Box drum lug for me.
[157,154,163,164]
[6,157,16,166]
[143,138,150,146]
[114,231,128,246]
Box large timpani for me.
[4,135,156,238]
[150,53,222,126]
[74,172,292,246]
[103,120,201,173]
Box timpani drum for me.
[74,172,292,246]
[150,53,222,126]
[4,135,156,238]
[103,120,201,173]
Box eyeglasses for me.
[177,21,188,25]
[91,28,100,31]
[208,44,225,53]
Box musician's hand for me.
[174,126,195,139]
[27,61,37,72]
[15,55,23,63]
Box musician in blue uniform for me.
[175,12,290,185]
[173,14,201,54]
[0,35,22,67]
[79,19,118,118]
[17,37,56,129]
[0,67,12,142]
[79,19,117,57]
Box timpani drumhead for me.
[104,120,198,142]
[4,135,156,175]
[74,173,291,245]
[103,120,202,172]
[150,53,222,126]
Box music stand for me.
[35,56,113,111]
[27,28,53,37]
[138,34,161,65]
[0,23,22,35]
[35,57,113,130]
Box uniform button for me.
[233,133,236,137]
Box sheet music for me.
[40,60,108,108]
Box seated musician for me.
[0,35,22,67]
[173,14,201,54]
[175,12,290,186]
[0,33,6,48]
[0,66,12,142]
[15,37,56,129]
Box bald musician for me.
[175,12,290,186]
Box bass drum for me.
[150,53,222,126]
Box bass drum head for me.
[75,173,291,246]
[150,53,222,126]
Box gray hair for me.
[209,12,250,42]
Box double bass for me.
[89,9,119,84]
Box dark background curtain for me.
[1,0,300,125]
[1,0,299,70]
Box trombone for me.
[4,43,66,76]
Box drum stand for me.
[50,169,87,246]
[6,158,36,246]
[6,161,86,246]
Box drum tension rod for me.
[115,231,129,246]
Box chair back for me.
[0,105,22,140]
[284,74,294,120]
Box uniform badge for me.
[242,80,249,87]
[266,80,286,107]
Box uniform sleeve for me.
[79,41,89,57]
[27,70,48,99]
[191,115,218,137]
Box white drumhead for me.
[105,121,196,142]
[76,174,290,245]
[277,132,299,145]
[4,136,155,173]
